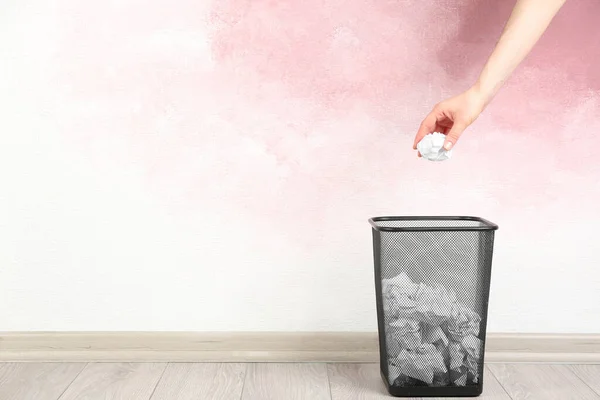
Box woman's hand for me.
[413,0,566,156]
[413,88,487,154]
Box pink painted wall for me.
[1,0,598,332]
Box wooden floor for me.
[1,362,599,400]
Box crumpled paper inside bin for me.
[384,272,483,387]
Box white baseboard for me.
[1,332,599,363]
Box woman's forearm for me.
[473,0,566,106]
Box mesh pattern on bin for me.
[374,222,494,391]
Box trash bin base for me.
[382,367,484,397]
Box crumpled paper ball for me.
[389,319,422,350]
[447,336,482,384]
[382,272,419,295]
[447,303,481,341]
[422,324,449,347]
[382,272,419,319]
[412,283,457,325]
[416,132,452,161]
[395,344,448,384]
[390,282,457,326]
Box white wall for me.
[1,0,599,333]
[1,122,598,333]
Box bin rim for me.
[369,216,499,232]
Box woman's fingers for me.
[413,112,438,150]
[443,120,467,150]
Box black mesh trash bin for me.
[369,216,498,398]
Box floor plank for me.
[3,362,600,400]
[488,363,600,400]
[58,362,166,400]
[241,363,331,400]
[568,365,600,396]
[150,363,245,400]
[479,367,513,400]
[327,363,392,400]
[0,362,86,400]
[327,364,511,400]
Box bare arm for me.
[414,0,567,152]
[474,0,567,106]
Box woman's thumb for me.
[443,122,467,150]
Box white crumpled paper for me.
[382,272,419,320]
[416,132,452,161]
[384,272,483,387]
[395,345,448,385]
[389,319,422,350]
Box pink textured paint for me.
[53,0,600,241]
[438,1,600,91]
[209,0,458,114]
